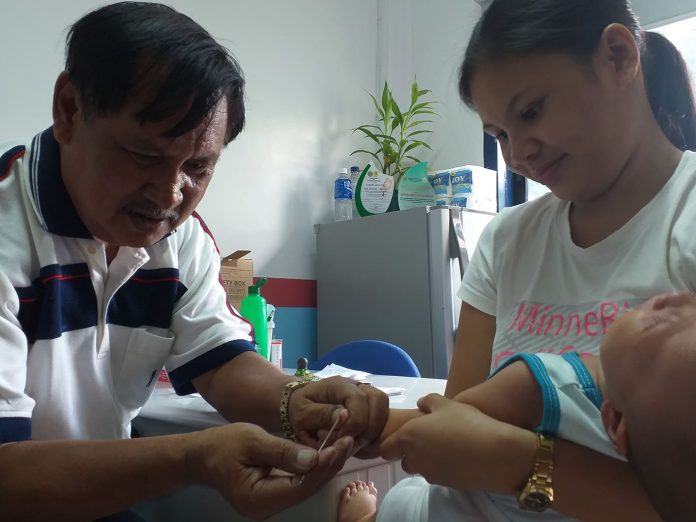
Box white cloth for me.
[459,150,696,372]
[495,353,620,459]
[378,353,622,522]
[0,129,255,442]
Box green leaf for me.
[409,109,438,118]
[381,82,393,125]
[411,79,419,105]
[354,128,397,148]
[368,93,385,122]
[405,129,433,139]
[410,101,434,112]
[402,119,433,133]
[353,127,382,142]
[352,124,381,133]
[403,142,423,154]
[350,149,384,170]
[391,101,403,133]
[392,99,403,120]
[405,155,422,163]
[381,82,390,112]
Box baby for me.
[338,291,696,522]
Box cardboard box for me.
[220,250,253,311]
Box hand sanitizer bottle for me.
[240,278,269,359]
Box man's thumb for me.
[267,439,318,474]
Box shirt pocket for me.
[115,327,174,410]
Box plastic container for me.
[240,278,269,360]
[334,168,353,221]
[270,339,283,369]
[450,167,473,208]
[397,161,435,210]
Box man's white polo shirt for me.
[0,128,255,443]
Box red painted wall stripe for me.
[255,277,316,308]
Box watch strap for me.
[518,432,555,511]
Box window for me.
[655,16,696,88]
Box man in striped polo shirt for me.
[0,3,388,520]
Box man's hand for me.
[187,422,354,520]
[288,377,389,455]
[380,393,536,495]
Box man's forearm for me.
[0,434,194,521]
[195,351,292,432]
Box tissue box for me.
[220,250,254,311]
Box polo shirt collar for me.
[28,127,92,239]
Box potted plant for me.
[350,78,437,192]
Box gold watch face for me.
[523,490,552,512]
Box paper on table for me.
[375,386,406,396]
[312,363,371,381]
[312,364,405,396]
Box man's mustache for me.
[123,203,180,222]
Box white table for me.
[132,374,446,522]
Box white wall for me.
[380,0,484,171]
[0,1,484,279]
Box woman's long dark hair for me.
[459,0,696,151]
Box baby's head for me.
[599,291,696,520]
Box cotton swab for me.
[297,415,341,485]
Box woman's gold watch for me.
[517,432,555,512]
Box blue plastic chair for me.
[309,340,421,377]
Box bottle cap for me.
[248,277,267,295]
[350,165,360,172]
[339,167,348,175]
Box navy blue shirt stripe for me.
[0,417,31,443]
[0,145,25,181]
[168,340,256,395]
[107,268,187,329]
[15,263,98,343]
[30,128,92,238]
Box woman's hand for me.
[380,393,537,495]
[187,422,354,520]
[288,377,389,455]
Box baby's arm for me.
[373,360,541,448]
[453,359,542,430]
[377,355,601,444]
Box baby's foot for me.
[337,480,378,522]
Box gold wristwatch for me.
[517,432,555,512]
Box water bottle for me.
[349,165,361,218]
[334,167,353,221]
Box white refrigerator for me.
[316,205,495,378]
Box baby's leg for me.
[337,480,378,522]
